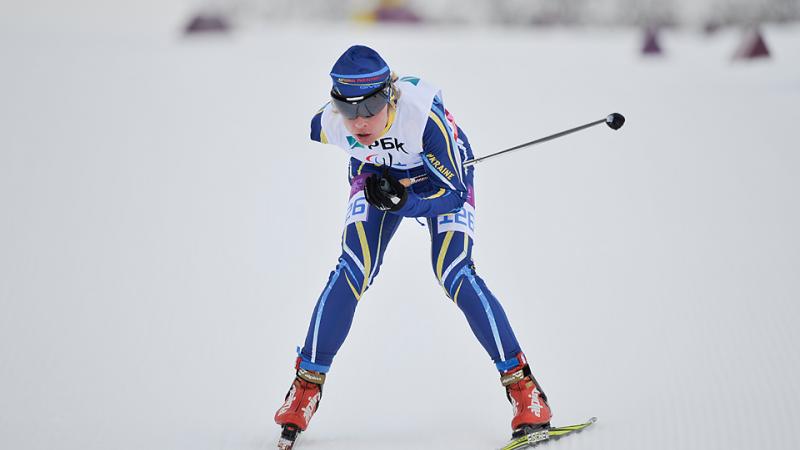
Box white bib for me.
[320,76,441,169]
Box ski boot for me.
[275,362,325,449]
[501,353,552,438]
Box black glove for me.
[364,168,407,211]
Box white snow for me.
[1,19,799,450]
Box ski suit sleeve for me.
[392,97,468,218]
[310,107,327,143]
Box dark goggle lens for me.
[331,86,391,119]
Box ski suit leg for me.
[428,197,523,372]
[298,195,402,373]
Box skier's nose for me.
[353,117,369,129]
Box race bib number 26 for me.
[345,191,369,225]
[437,202,476,239]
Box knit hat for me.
[330,45,391,98]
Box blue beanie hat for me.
[330,45,391,98]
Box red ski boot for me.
[275,365,325,449]
[501,353,552,437]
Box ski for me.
[499,417,597,450]
[276,424,301,450]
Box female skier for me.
[274,45,551,448]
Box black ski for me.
[276,424,300,450]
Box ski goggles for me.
[330,83,392,119]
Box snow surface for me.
[1,19,800,450]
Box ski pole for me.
[401,113,625,186]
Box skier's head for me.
[330,45,396,145]
[330,45,394,120]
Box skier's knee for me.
[332,256,367,295]
[338,243,384,292]
[435,262,474,301]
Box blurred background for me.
[187,0,800,28]
[4,0,800,38]
[1,1,799,450]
